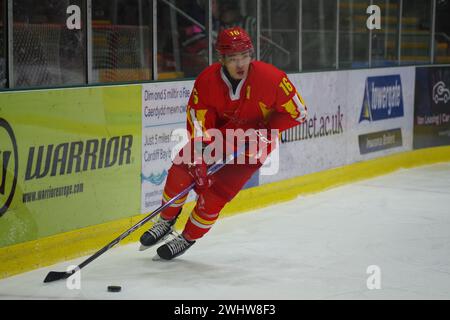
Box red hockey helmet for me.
[216,26,254,56]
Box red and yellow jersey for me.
[186,60,307,139]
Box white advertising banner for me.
[347,66,415,163]
[261,71,350,184]
[260,66,415,186]
[141,66,416,202]
[141,81,194,213]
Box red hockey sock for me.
[159,164,193,221]
[182,190,228,241]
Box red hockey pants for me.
[159,161,262,241]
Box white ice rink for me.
[1,163,450,300]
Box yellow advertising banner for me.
[0,85,141,248]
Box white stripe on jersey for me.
[190,109,204,138]
[293,94,307,123]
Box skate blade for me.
[152,254,165,261]
[138,232,176,252]
[139,244,152,251]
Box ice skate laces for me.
[148,218,172,238]
[167,235,191,255]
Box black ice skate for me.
[139,216,178,251]
[156,234,195,260]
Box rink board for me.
[141,80,196,214]
[413,65,450,149]
[1,65,450,279]
[0,86,142,272]
[2,145,449,279]
[261,66,416,185]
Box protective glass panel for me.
[0,0,6,87]
[216,0,257,58]
[260,0,298,72]
[339,0,370,68]
[302,0,337,71]
[13,0,86,88]
[400,0,431,65]
[434,0,450,64]
[92,0,152,83]
[157,0,207,79]
[370,0,400,67]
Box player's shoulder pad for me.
[251,60,286,83]
[194,63,222,89]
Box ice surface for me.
[1,163,450,300]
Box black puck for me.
[107,285,122,292]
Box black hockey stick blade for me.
[44,269,75,283]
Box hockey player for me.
[140,26,307,260]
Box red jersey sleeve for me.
[267,73,307,132]
[186,78,218,141]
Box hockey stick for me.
[43,146,244,283]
